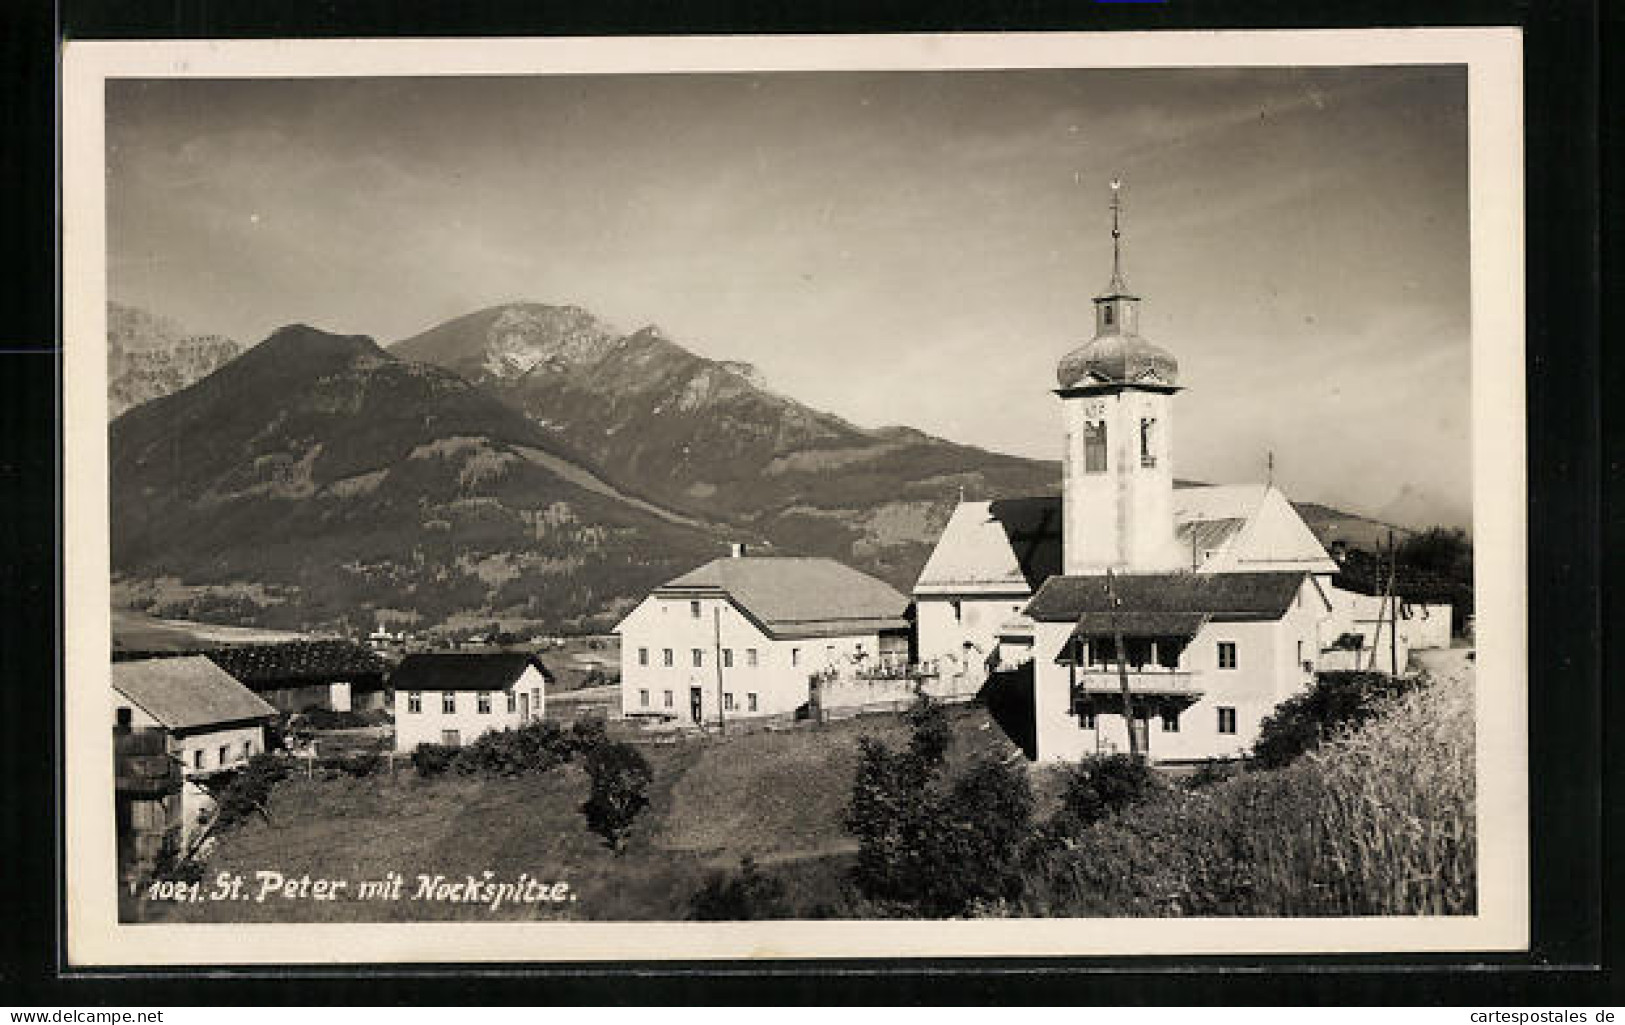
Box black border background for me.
[0,0,1610,1005]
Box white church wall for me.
[914,593,1028,669]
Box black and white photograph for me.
[61,31,1527,964]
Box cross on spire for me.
[1107,177,1130,296]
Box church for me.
[913,181,1388,764]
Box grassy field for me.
[126,703,1014,923]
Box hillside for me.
[110,324,727,633]
[394,303,1060,586]
[107,301,242,418]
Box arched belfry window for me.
[1084,421,1108,473]
[1103,305,1115,327]
[1140,417,1157,468]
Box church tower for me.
[1056,179,1183,575]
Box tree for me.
[581,741,653,852]
[689,855,790,920]
[1045,752,1168,840]
[1251,671,1419,769]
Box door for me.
[519,692,530,722]
[1130,715,1150,754]
[689,687,703,724]
[441,729,460,748]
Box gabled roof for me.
[112,656,278,731]
[1025,571,1319,624]
[390,653,553,692]
[205,640,389,688]
[656,556,910,640]
[1174,517,1247,562]
[913,497,1062,594]
[1170,484,1269,523]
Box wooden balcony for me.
[1069,669,1202,700]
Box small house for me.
[389,652,553,752]
[205,640,390,714]
[111,655,279,836]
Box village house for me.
[615,549,912,725]
[205,639,390,714]
[390,652,553,752]
[111,655,279,835]
[913,181,1437,763]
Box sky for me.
[106,66,1471,529]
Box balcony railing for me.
[1069,669,1202,697]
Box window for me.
[746,648,758,667]
[532,687,542,712]
[242,740,253,759]
[1161,710,1180,733]
[477,692,492,714]
[218,744,229,765]
[1297,640,1305,665]
[724,693,735,711]
[1080,711,1097,730]
[691,600,702,618]
[747,693,758,712]
[663,690,673,708]
[662,648,674,667]
[407,691,422,714]
[1140,417,1157,468]
[1217,707,1237,735]
[506,691,517,714]
[1084,421,1108,473]
[1217,641,1237,669]
[442,729,461,748]
[442,692,456,714]
[192,749,203,770]
[1103,304,1115,327]
[115,706,132,728]
[723,648,734,669]
[692,648,704,668]
[826,644,836,661]
[791,648,800,667]
[639,689,650,707]
[638,647,649,666]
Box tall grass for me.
[1023,668,1475,917]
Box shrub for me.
[1046,753,1169,840]
[341,751,384,778]
[581,741,653,852]
[845,701,1035,917]
[411,743,457,778]
[1252,671,1420,769]
[210,754,290,831]
[689,856,791,920]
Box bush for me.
[581,741,653,852]
[1252,671,1421,769]
[341,751,384,778]
[411,743,457,778]
[211,754,291,831]
[689,856,791,920]
[845,701,1035,917]
[1022,672,1475,917]
[1046,753,1169,840]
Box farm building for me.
[390,652,553,752]
[204,640,389,714]
[111,655,278,837]
[615,551,912,725]
[913,181,1423,763]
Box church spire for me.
[1105,177,1131,297]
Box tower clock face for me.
[1081,399,1108,419]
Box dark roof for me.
[1068,610,1210,639]
[1056,332,1180,389]
[390,653,553,692]
[657,556,910,640]
[987,497,1065,590]
[1026,571,1315,624]
[205,640,389,688]
[112,656,278,731]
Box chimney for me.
[729,543,747,559]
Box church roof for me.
[1025,571,1317,624]
[658,556,911,640]
[1056,332,1180,390]
[913,497,1063,595]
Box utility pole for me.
[1106,569,1141,758]
[1387,530,1399,676]
[713,605,726,733]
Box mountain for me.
[111,324,727,634]
[393,303,1061,587]
[107,301,243,418]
